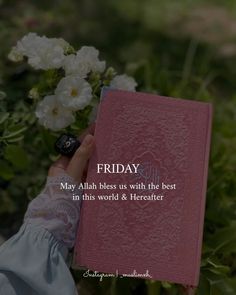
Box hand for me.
[48,124,95,182]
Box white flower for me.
[8,46,24,62]
[55,76,93,111]
[35,95,75,131]
[51,38,70,51]
[12,33,68,70]
[63,46,106,77]
[110,74,137,91]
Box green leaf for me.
[0,112,9,124]
[161,281,172,289]
[206,258,230,274]
[201,269,225,284]
[4,145,29,170]
[0,160,14,180]
[207,224,236,254]
[41,129,57,153]
[210,279,236,295]
[208,224,236,246]
[6,135,24,143]
[146,280,161,295]
[217,239,236,254]
[197,274,210,295]
[2,125,27,140]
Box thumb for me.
[66,134,94,182]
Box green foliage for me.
[4,145,29,170]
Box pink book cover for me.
[73,89,212,287]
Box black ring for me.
[55,134,81,157]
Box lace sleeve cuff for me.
[24,172,83,249]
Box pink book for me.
[73,89,212,287]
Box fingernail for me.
[82,135,94,146]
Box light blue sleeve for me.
[0,173,82,295]
[0,222,77,295]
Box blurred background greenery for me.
[0,0,236,294]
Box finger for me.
[81,160,89,183]
[66,134,95,182]
[48,156,70,176]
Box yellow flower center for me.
[70,88,78,97]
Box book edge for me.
[192,103,213,286]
